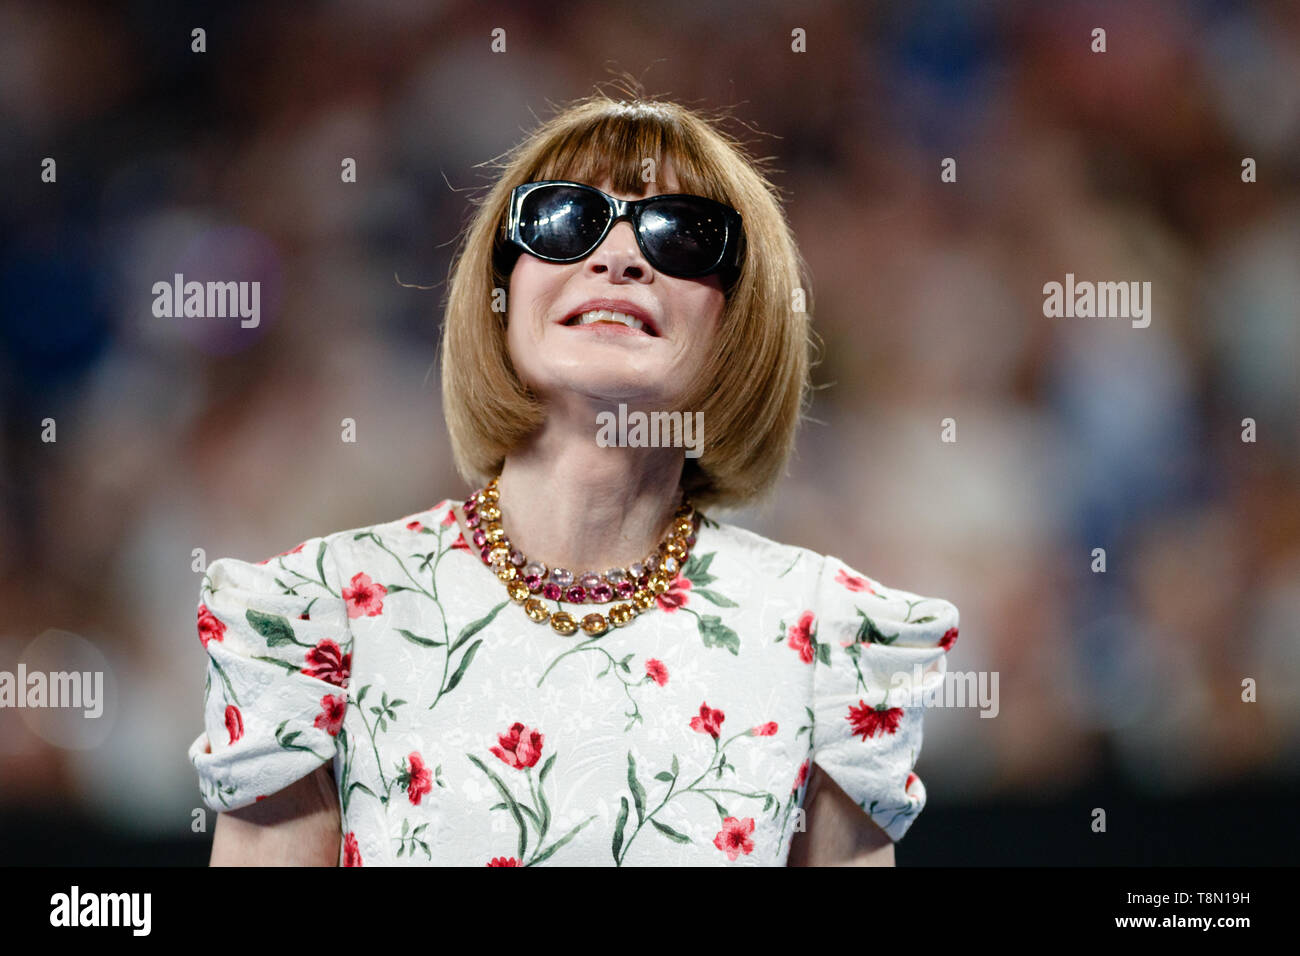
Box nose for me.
[583,220,651,282]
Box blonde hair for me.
[439,87,816,510]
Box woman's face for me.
[504,168,726,410]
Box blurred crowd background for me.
[1,0,1297,864]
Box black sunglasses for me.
[497,180,744,280]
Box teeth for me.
[572,309,647,333]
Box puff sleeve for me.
[187,536,354,812]
[810,553,960,843]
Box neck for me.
[493,404,686,574]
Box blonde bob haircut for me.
[439,89,816,511]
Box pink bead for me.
[463,496,477,512]
[466,511,481,528]
[525,574,543,592]
[479,546,492,563]
[565,586,586,603]
[543,583,562,601]
[472,529,487,548]
[592,583,613,602]
[615,580,635,599]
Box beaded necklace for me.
[464,476,698,637]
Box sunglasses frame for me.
[500,179,744,280]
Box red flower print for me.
[313,693,347,736]
[835,567,875,594]
[491,722,544,769]
[645,658,668,686]
[939,627,959,651]
[256,542,306,566]
[224,705,243,743]
[750,721,778,737]
[406,520,425,532]
[713,817,756,861]
[196,604,225,648]
[793,759,810,793]
[451,531,470,552]
[342,572,387,619]
[487,857,521,867]
[343,832,362,867]
[689,702,725,739]
[786,611,816,664]
[847,702,904,741]
[406,752,433,805]
[905,771,922,804]
[302,639,351,688]
[654,573,692,612]
[440,508,456,527]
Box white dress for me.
[188,498,960,866]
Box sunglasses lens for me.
[517,185,609,260]
[639,198,731,275]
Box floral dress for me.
[188,499,959,866]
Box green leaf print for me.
[396,628,443,648]
[651,819,691,844]
[452,601,507,651]
[855,608,899,645]
[444,639,483,692]
[693,588,738,608]
[628,752,647,825]
[246,608,302,647]
[612,796,629,863]
[696,614,741,655]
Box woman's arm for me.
[209,765,342,866]
[787,763,896,866]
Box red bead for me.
[565,586,586,603]
[543,583,562,600]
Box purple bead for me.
[523,561,547,579]
[550,568,574,587]
[629,562,644,578]
[592,583,613,602]
[615,580,635,598]
[579,571,601,590]
[605,567,626,583]
[565,586,586,603]
[543,582,562,601]
[472,529,487,548]
[524,574,542,592]
[685,534,696,547]
[509,549,526,567]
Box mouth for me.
[560,303,660,337]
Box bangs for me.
[527,105,728,202]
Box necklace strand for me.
[464,476,698,637]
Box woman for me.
[189,93,959,866]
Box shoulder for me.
[699,512,959,649]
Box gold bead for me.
[665,537,688,562]
[673,519,693,538]
[632,589,655,610]
[649,574,671,594]
[488,545,510,566]
[608,603,635,626]
[483,485,500,501]
[550,611,577,636]
[485,526,506,544]
[580,613,608,636]
[480,503,501,522]
[524,598,549,623]
[506,579,529,602]
[496,564,518,582]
